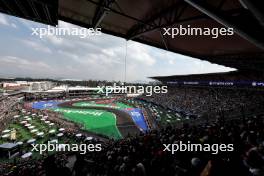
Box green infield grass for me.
[53,108,122,139]
[73,101,133,110]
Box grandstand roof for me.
[151,71,264,82]
[68,87,99,91]
[0,0,264,71]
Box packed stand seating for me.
[68,115,264,176]
[0,96,21,131]
[1,114,263,176]
[0,96,20,115]
[141,87,264,117]
[1,91,264,176]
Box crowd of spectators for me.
[69,114,264,176]
[0,131,103,176]
[0,96,20,115]
[141,87,264,117]
[0,96,21,131]
[3,114,263,176]
[1,87,264,176]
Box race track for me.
[57,99,141,137]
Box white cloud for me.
[58,50,79,61]
[20,40,52,54]
[1,56,50,70]
[0,14,9,26]
[44,34,65,46]
[0,14,17,28]
[127,42,156,66]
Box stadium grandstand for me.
[145,70,264,119]
[0,0,264,176]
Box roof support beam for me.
[43,4,52,24]
[126,3,188,40]
[14,0,29,18]
[27,0,41,20]
[184,0,264,50]
[85,0,150,27]
[239,0,264,27]
[1,0,16,15]
[126,3,242,40]
[92,0,116,28]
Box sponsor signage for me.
[167,81,264,87]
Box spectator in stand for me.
[141,87,264,117]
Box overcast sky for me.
[0,13,235,82]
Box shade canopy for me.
[0,0,263,71]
